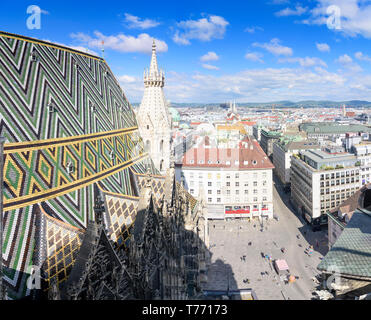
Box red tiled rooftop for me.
[180,137,274,170]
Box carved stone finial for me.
[162,197,168,216]
[145,168,152,188]
[48,278,61,300]
[170,154,175,168]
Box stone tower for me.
[137,40,172,174]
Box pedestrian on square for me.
[308,245,313,257]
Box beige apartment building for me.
[290,148,361,227]
[273,139,320,186]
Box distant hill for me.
[166,100,371,109]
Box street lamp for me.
[0,136,5,300]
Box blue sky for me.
[1,0,371,103]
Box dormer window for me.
[244,161,249,165]
[190,159,194,164]
[226,161,231,165]
[252,160,257,165]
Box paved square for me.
[204,182,329,300]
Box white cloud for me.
[70,31,168,54]
[270,0,290,4]
[244,26,264,33]
[316,42,330,52]
[118,66,371,104]
[336,54,363,72]
[70,46,99,56]
[337,54,353,64]
[304,0,371,39]
[202,64,219,70]
[172,15,229,45]
[118,75,137,83]
[355,51,371,62]
[253,38,293,56]
[43,39,99,56]
[279,56,328,68]
[172,31,191,45]
[245,52,264,63]
[123,13,160,29]
[200,51,219,62]
[275,5,308,16]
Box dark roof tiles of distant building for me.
[279,140,321,152]
[180,137,274,170]
[301,122,371,134]
[261,129,282,137]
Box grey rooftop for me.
[317,209,371,280]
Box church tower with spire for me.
[137,40,172,174]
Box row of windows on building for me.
[188,159,259,165]
[189,188,268,196]
[320,170,358,180]
[320,186,359,195]
[188,180,268,187]
[320,177,359,187]
[187,172,268,179]
[206,197,269,203]
[320,191,356,202]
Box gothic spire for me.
[149,39,159,76]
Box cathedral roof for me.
[169,107,180,122]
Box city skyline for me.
[2,0,371,103]
[0,25,371,301]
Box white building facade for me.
[176,138,274,220]
[273,140,320,186]
[352,142,371,185]
[290,149,361,226]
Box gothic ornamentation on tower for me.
[137,40,172,174]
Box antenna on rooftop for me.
[101,40,105,59]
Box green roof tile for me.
[318,209,371,279]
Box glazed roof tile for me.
[318,209,371,279]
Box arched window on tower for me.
[160,139,164,153]
[160,159,164,172]
[145,140,151,153]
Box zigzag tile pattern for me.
[0,32,155,299]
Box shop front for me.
[224,205,252,219]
